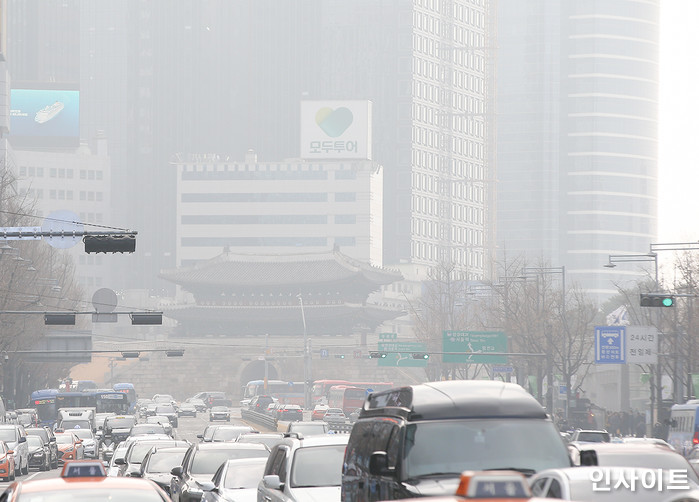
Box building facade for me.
[496,0,660,299]
[173,150,383,268]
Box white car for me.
[0,425,28,475]
[71,428,97,458]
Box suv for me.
[259,433,349,502]
[0,424,28,475]
[192,391,232,409]
[154,404,179,428]
[341,380,572,501]
[249,395,275,413]
[25,427,59,469]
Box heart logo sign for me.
[315,107,354,138]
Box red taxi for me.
[0,476,169,501]
[0,440,15,482]
[54,431,84,463]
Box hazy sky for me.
[658,0,699,245]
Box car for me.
[0,474,171,501]
[0,424,29,475]
[154,404,179,428]
[286,421,329,436]
[569,429,611,443]
[620,436,674,450]
[186,398,207,412]
[177,403,197,418]
[144,403,159,417]
[210,425,256,443]
[342,380,572,501]
[116,438,188,477]
[129,423,168,438]
[146,415,174,437]
[323,408,346,424]
[530,465,699,500]
[26,435,51,471]
[71,428,98,459]
[311,404,329,421]
[133,445,189,495]
[248,395,275,413]
[0,440,16,481]
[347,408,361,424]
[54,431,85,463]
[170,442,270,502]
[192,391,232,409]
[102,415,137,445]
[200,457,268,501]
[197,424,226,443]
[106,441,129,477]
[152,394,175,405]
[209,406,230,422]
[25,426,59,469]
[258,433,349,502]
[236,432,285,449]
[278,404,304,422]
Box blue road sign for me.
[320,349,329,359]
[595,326,625,364]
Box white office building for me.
[174,150,383,268]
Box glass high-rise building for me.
[496,0,659,299]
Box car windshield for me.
[290,444,346,488]
[106,417,136,429]
[128,443,167,463]
[55,435,74,445]
[130,425,165,436]
[145,450,187,473]
[26,436,43,447]
[62,421,91,431]
[16,489,165,502]
[155,405,175,413]
[236,435,283,449]
[72,429,94,440]
[402,419,570,479]
[212,428,249,442]
[577,432,610,442]
[26,430,49,442]
[0,429,18,442]
[212,407,227,412]
[289,423,328,435]
[223,461,266,489]
[191,448,268,475]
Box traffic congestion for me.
[0,380,694,501]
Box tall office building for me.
[496,1,659,299]
[8,1,493,292]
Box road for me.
[0,407,267,488]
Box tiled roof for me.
[159,248,403,288]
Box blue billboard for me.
[10,88,79,147]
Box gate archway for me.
[239,360,279,398]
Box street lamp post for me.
[297,294,311,410]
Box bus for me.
[92,391,129,414]
[668,400,699,456]
[29,389,60,428]
[310,379,395,404]
[327,385,367,415]
[242,380,305,406]
[112,383,137,412]
[55,392,91,410]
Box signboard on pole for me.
[595,326,625,364]
[442,331,508,364]
[626,326,658,364]
[378,341,428,367]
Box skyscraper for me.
[496,0,659,299]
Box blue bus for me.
[92,391,129,414]
[112,383,137,412]
[29,389,60,427]
[55,392,91,410]
[668,401,699,456]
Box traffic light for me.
[84,234,136,253]
[640,293,675,307]
[412,353,429,360]
[369,352,387,359]
[334,354,346,359]
[130,313,163,325]
[165,350,185,357]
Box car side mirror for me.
[18,437,26,443]
[196,434,203,439]
[7,450,13,455]
[129,471,142,478]
[199,481,215,492]
[171,466,183,477]
[114,458,126,465]
[263,475,283,490]
[369,452,393,475]
[50,437,56,442]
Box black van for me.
[341,380,571,501]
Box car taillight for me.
[693,431,699,445]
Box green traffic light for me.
[662,297,674,307]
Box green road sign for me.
[442,330,508,364]
[378,341,428,367]
[379,332,398,340]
